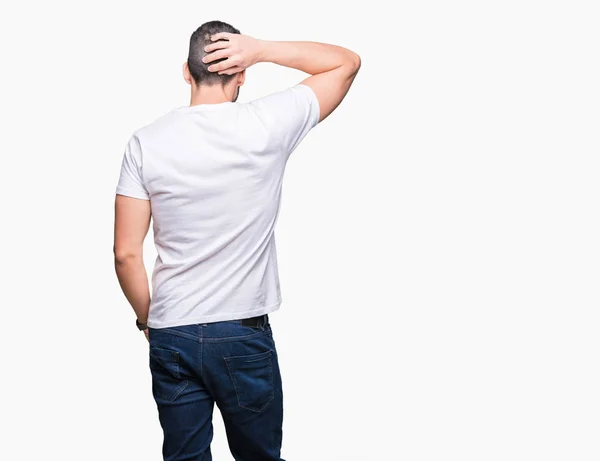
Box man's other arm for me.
[114,195,151,329]
[204,35,361,122]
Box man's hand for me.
[144,329,150,342]
[203,33,263,75]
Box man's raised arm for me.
[203,34,361,122]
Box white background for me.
[1,0,599,460]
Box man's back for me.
[114,21,359,460]
[117,85,320,328]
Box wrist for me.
[256,39,273,64]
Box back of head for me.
[188,20,240,86]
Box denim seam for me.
[199,330,204,381]
[203,328,271,343]
[155,327,271,343]
[151,328,200,342]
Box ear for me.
[236,69,246,87]
[183,62,193,85]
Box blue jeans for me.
[148,317,284,461]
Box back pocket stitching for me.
[150,347,185,401]
[225,351,274,413]
[150,347,181,377]
[170,380,189,402]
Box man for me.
[114,20,360,461]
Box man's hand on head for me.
[202,33,263,75]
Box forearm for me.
[115,256,150,323]
[258,40,360,76]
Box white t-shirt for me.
[116,84,320,328]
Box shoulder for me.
[246,85,317,111]
[244,85,319,130]
[133,109,182,144]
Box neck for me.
[189,83,234,106]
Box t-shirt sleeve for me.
[249,84,320,156]
[116,135,150,200]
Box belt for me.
[241,314,269,328]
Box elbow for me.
[113,245,141,265]
[348,52,361,75]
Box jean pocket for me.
[149,347,187,402]
[225,350,274,413]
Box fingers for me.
[218,66,244,75]
[211,32,232,42]
[206,60,230,73]
[203,32,242,73]
[202,49,229,64]
[207,57,240,73]
[204,41,229,53]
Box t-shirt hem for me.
[116,187,150,200]
[147,301,282,329]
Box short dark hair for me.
[187,20,240,86]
